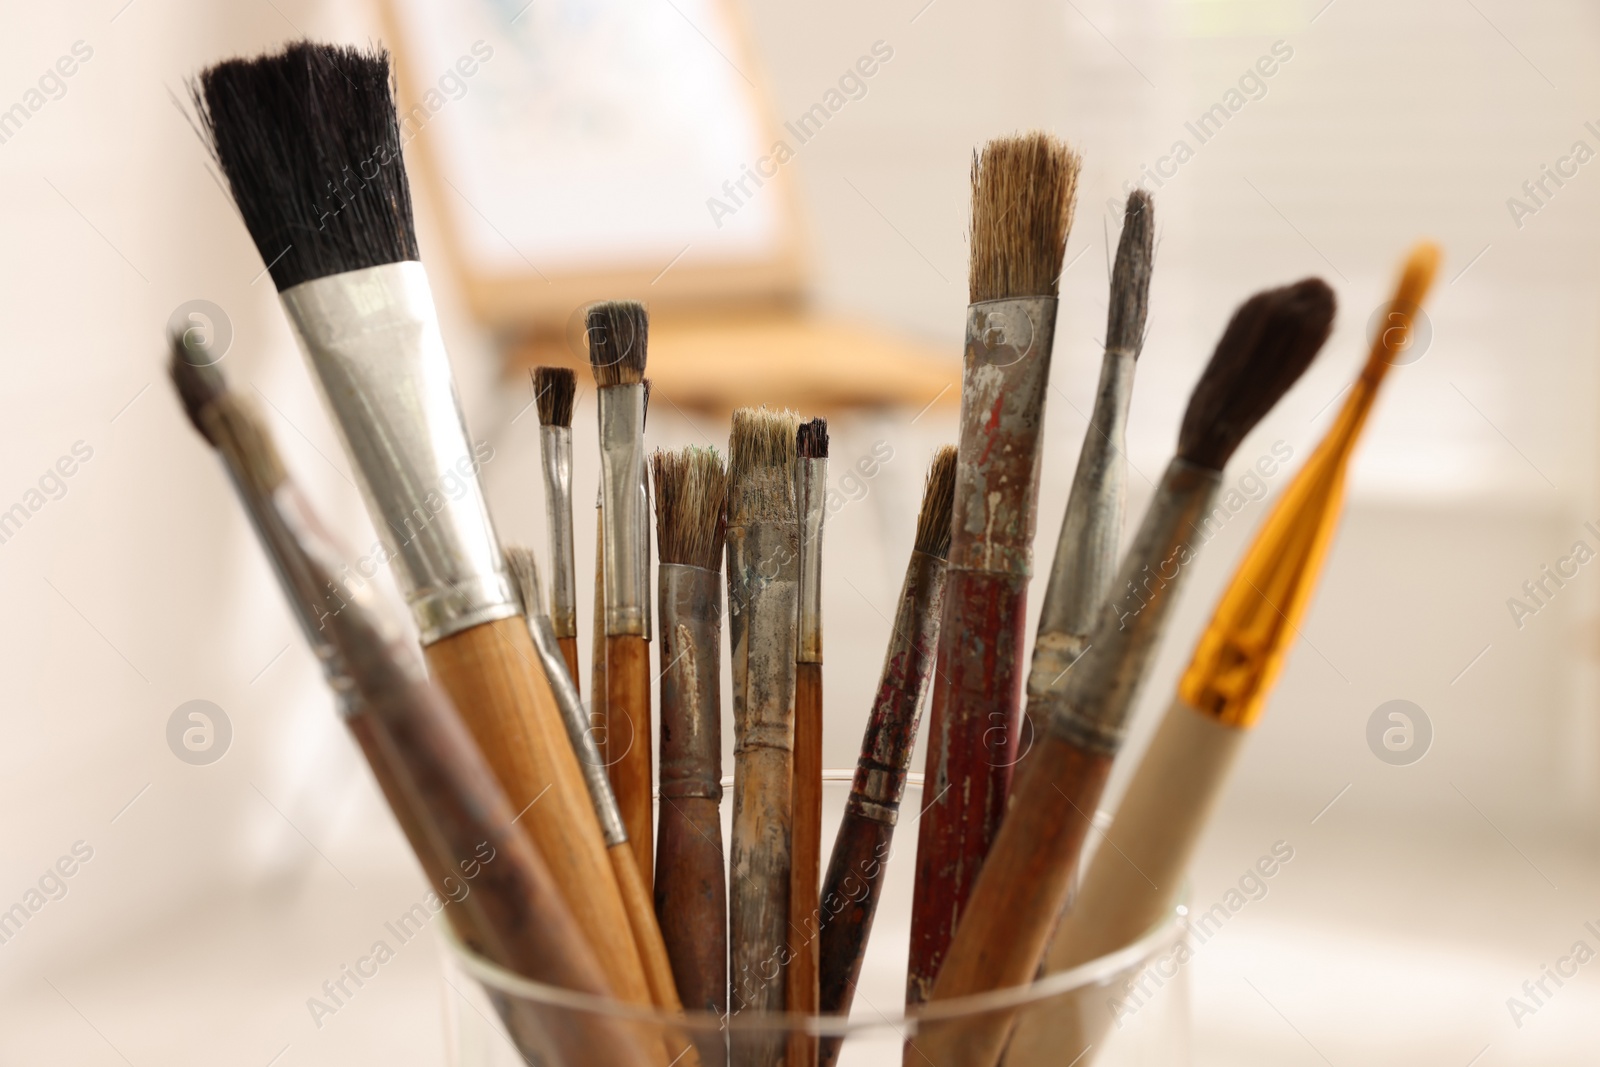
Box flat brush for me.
[192,42,653,1016]
[818,446,957,1067]
[1025,190,1154,747]
[1007,244,1439,1067]
[533,366,581,689]
[726,405,800,1067]
[506,547,690,1029]
[908,132,1082,1005]
[652,446,730,1067]
[789,417,828,1067]
[588,300,656,894]
[170,347,648,1067]
[909,279,1336,1067]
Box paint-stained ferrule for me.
[795,456,828,664]
[538,425,579,640]
[596,383,647,636]
[658,563,724,803]
[279,262,517,645]
[1047,459,1223,756]
[725,519,800,752]
[950,296,1060,577]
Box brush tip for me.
[168,329,227,444]
[796,417,829,460]
[586,301,648,386]
[914,446,958,560]
[1106,191,1156,355]
[728,406,799,480]
[969,132,1083,303]
[532,366,576,428]
[651,446,728,569]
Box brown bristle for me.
[728,406,799,525]
[1106,190,1155,355]
[969,133,1082,303]
[532,366,575,428]
[504,545,545,617]
[914,446,958,560]
[168,330,227,445]
[586,301,648,386]
[651,447,728,570]
[1178,279,1336,470]
[796,417,829,460]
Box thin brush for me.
[652,446,730,1067]
[588,300,655,895]
[907,132,1082,1005]
[170,346,650,1067]
[789,417,829,1067]
[908,279,1336,1067]
[726,405,800,1067]
[1008,245,1438,1067]
[534,366,581,689]
[1025,190,1155,747]
[818,446,956,1067]
[192,42,658,1022]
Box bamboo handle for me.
[788,662,823,1067]
[424,619,656,1015]
[557,635,582,697]
[607,634,655,893]
[1006,702,1246,1067]
[905,734,1113,1067]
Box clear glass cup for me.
[441,774,1191,1066]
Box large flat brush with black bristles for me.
[907,279,1336,1067]
[191,42,662,1027]
[534,366,582,689]
[907,132,1082,1006]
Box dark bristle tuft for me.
[728,406,799,483]
[1106,190,1155,355]
[168,330,227,445]
[1178,278,1335,470]
[194,42,417,291]
[586,301,648,386]
[641,378,652,430]
[532,367,575,428]
[651,447,728,570]
[969,132,1082,303]
[796,417,829,460]
[914,446,958,560]
[504,545,544,617]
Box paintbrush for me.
[726,405,800,1066]
[170,346,651,1067]
[192,42,654,1015]
[907,279,1336,1067]
[587,300,656,894]
[789,417,828,1067]
[652,446,730,1067]
[1024,190,1155,748]
[533,366,581,690]
[817,446,957,1067]
[1007,244,1438,1067]
[506,546,690,1028]
[907,132,1083,1005]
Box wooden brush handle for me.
[610,842,706,1067]
[557,635,582,697]
[424,618,655,1013]
[606,633,655,894]
[1006,701,1246,1067]
[656,793,729,1067]
[788,661,823,1067]
[817,808,895,1067]
[907,569,1029,1004]
[905,733,1113,1067]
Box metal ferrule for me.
[725,519,800,755]
[846,548,948,824]
[537,425,578,640]
[949,296,1060,577]
[639,470,653,642]
[279,262,517,646]
[596,383,646,636]
[658,563,724,803]
[1047,458,1223,755]
[795,456,828,664]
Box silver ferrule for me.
[794,456,828,664]
[725,518,800,755]
[951,296,1060,577]
[658,563,724,802]
[279,263,517,645]
[639,468,653,642]
[596,383,646,635]
[537,425,578,640]
[1047,458,1222,755]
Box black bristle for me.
[194,42,417,291]
[1178,279,1335,470]
[796,417,829,460]
[586,301,648,386]
[1106,190,1155,355]
[532,366,576,428]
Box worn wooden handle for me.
[557,635,582,697]
[424,619,655,1014]
[656,792,729,1067]
[817,808,895,1067]
[610,842,705,1067]
[788,662,823,1067]
[607,633,655,893]
[904,734,1113,1067]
